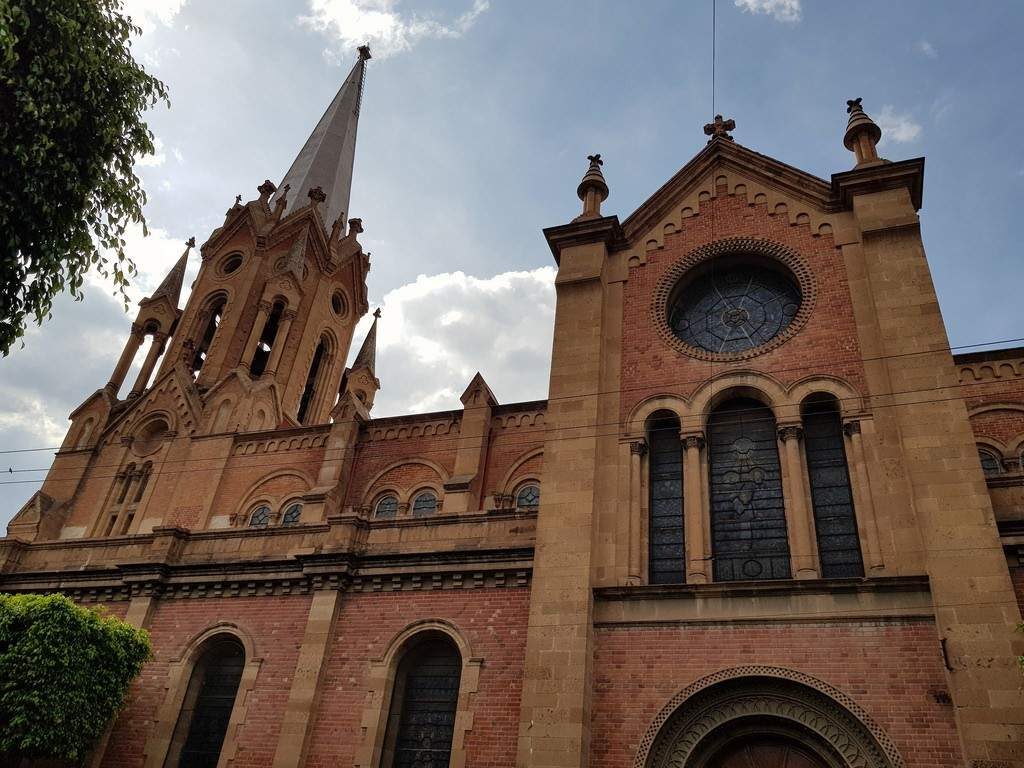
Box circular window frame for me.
[217,252,245,278]
[330,291,348,318]
[651,237,816,363]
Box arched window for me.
[978,448,1003,478]
[250,301,285,377]
[297,337,329,424]
[802,395,864,578]
[375,494,399,520]
[166,635,245,768]
[190,296,227,377]
[382,636,462,768]
[708,398,790,581]
[281,502,302,526]
[248,505,271,527]
[515,483,540,510]
[648,410,684,585]
[411,491,438,518]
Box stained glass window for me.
[648,412,685,584]
[708,398,791,581]
[248,505,271,527]
[375,495,399,519]
[803,396,864,578]
[412,491,438,518]
[387,638,462,768]
[281,503,302,526]
[978,449,1002,477]
[175,637,245,768]
[515,484,540,509]
[669,265,801,354]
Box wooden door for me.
[710,735,829,768]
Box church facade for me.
[2,48,1023,768]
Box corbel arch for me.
[355,619,483,768]
[142,622,263,768]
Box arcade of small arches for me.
[623,373,882,585]
[369,479,541,521]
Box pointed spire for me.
[575,154,609,221]
[272,45,371,228]
[351,308,379,373]
[843,97,883,167]
[150,237,193,306]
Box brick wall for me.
[590,619,961,768]
[304,587,530,768]
[103,595,312,768]
[620,189,867,421]
[344,435,457,508]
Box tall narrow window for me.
[250,302,284,377]
[383,637,462,768]
[648,411,685,584]
[297,338,328,424]
[190,296,227,377]
[802,395,864,578]
[708,398,790,581]
[166,636,245,768]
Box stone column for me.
[628,439,646,582]
[128,333,167,398]
[264,309,296,376]
[240,301,272,371]
[682,432,707,583]
[843,420,883,571]
[777,424,818,579]
[106,323,145,396]
[272,587,342,768]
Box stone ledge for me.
[593,575,933,626]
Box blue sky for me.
[1,0,1022,525]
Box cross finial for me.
[846,97,863,114]
[703,114,736,142]
[373,307,382,319]
[185,237,196,249]
[587,153,603,167]
[234,194,242,205]
[357,44,372,61]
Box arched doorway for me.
[636,668,902,768]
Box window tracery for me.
[514,483,540,510]
[248,505,271,527]
[281,502,302,526]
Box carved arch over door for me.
[634,667,903,768]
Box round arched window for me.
[281,502,302,526]
[978,449,1003,478]
[374,494,399,520]
[248,505,271,527]
[515,483,540,510]
[669,264,801,355]
[411,491,438,518]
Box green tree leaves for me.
[0,0,168,355]
[0,593,151,762]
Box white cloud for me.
[354,266,555,416]
[301,0,490,60]
[916,40,938,59]
[120,0,188,34]
[734,0,801,23]
[876,105,922,145]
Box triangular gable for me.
[100,366,203,447]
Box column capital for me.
[257,300,274,314]
[843,419,862,437]
[129,322,146,338]
[629,439,647,456]
[681,432,705,450]
[777,424,804,442]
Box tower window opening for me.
[250,302,284,377]
[191,297,227,377]
[297,338,328,424]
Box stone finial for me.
[703,114,736,143]
[357,44,372,61]
[257,179,277,202]
[348,217,363,235]
[185,236,196,249]
[575,153,609,221]
[843,97,883,167]
[373,307,382,319]
[234,194,242,206]
[308,186,327,207]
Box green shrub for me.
[0,593,151,763]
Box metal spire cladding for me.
[272,45,371,229]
